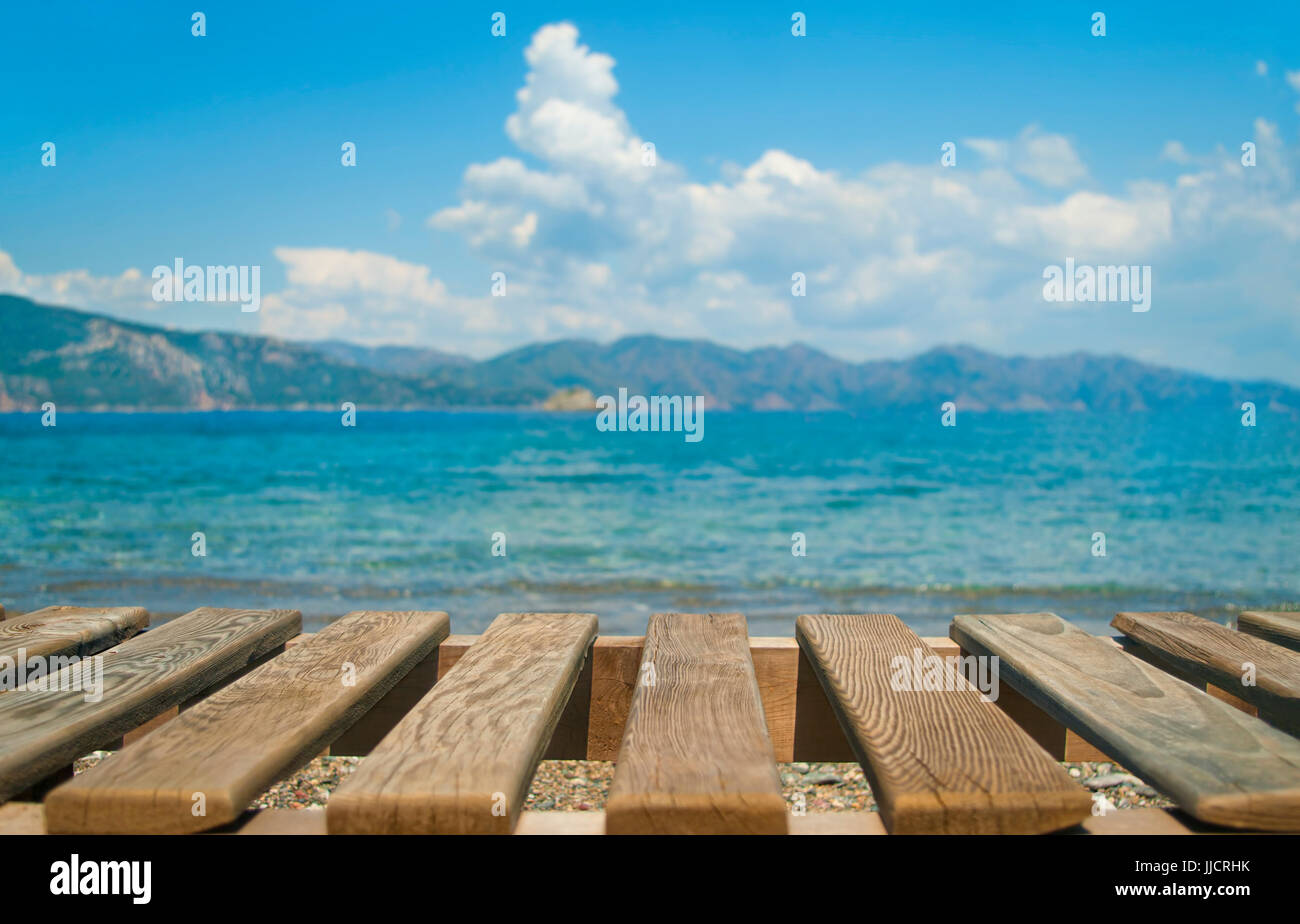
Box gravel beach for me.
[69,753,1176,815]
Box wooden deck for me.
[2,602,1297,835]
[953,612,1300,831]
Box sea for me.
[1,409,1296,636]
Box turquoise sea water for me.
[0,410,1296,635]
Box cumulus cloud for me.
[417,23,1300,375]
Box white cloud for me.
[6,23,1300,383]
[258,247,513,350]
[0,251,153,313]
[419,23,1300,376]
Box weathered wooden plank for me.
[585,635,802,761]
[44,611,450,834]
[1113,611,1300,736]
[605,613,787,835]
[1238,611,1300,654]
[0,606,149,666]
[330,630,599,759]
[328,612,597,834]
[951,612,1300,831]
[240,808,852,838]
[797,613,1090,834]
[0,607,300,804]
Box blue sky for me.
[2,1,1299,382]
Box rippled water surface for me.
[1,410,1296,634]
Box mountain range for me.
[1,294,1296,414]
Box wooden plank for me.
[1114,633,1207,691]
[951,612,1300,831]
[794,646,857,762]
[1113,611,1300,736]
[790,812,887,835]
[514,811,605,835]
[1207,683,1259,717]
[14,764,74,802]
[586,636,803,761]
[605,613,787,835]
[0,801,1239,837]
[1076,808,1195,835]
[544,643,593,760]
[0,802,44,835]
[328,612,597,834]
[586,636,643,760]
[0,606,148,666]
[796,613,1090,834]
[237,806,326,835]
[44,611,450,834]
[752,637,798,761]
[963,639,1117,763]
[1238,611,1300,653]
[0,607,300,804]
[331,631,591,759]
[238,808,610,836]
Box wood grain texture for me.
[797,614,1089,833]
[327,612,597,834]
[586,636,803,761]
[1238,611,1300,653]
[951,612,1300,831]
[605,613,788,835]
[0,606,149,666]
[1113,611,1300,736]
[44,610,450,833]
[0,607,300,804]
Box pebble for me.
[804,772,844,786]
[1084,772,1143,790]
